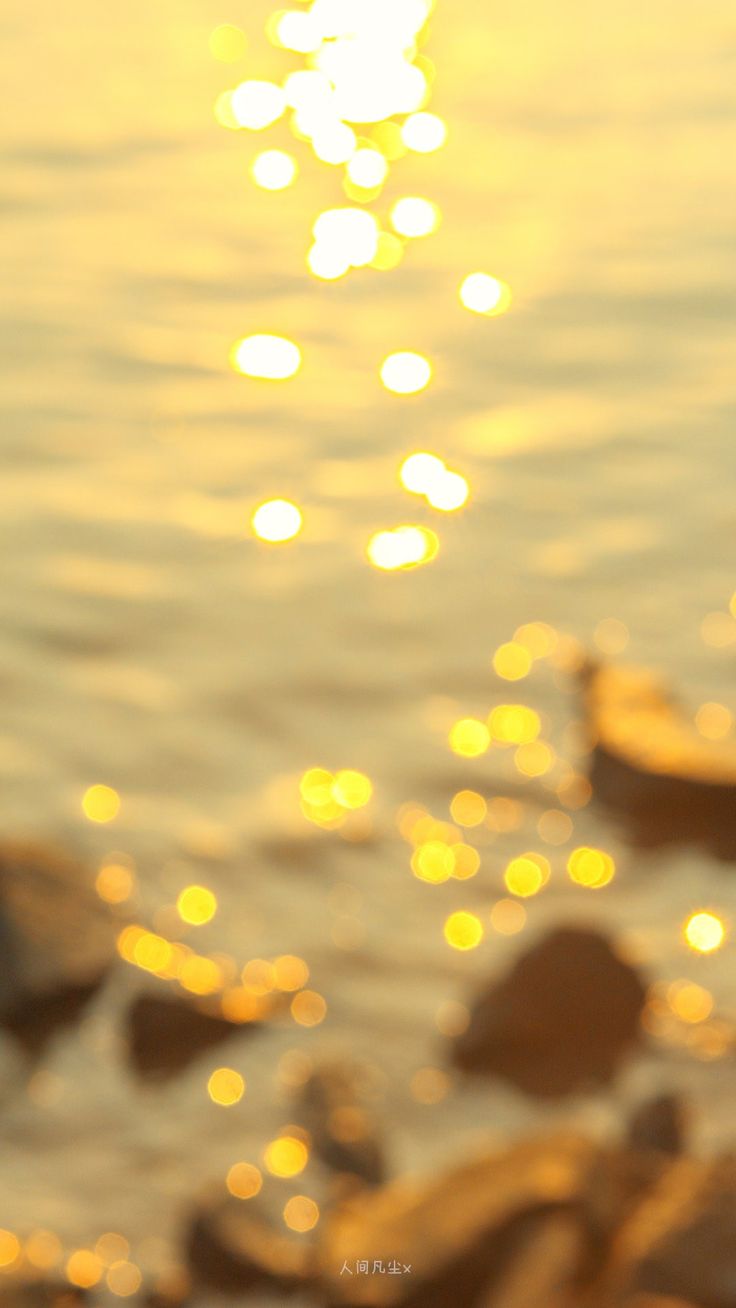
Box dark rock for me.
[296,1063,387,1188]
[602,1156,736,1307]
[317,1132,604,1307]
[452,927,647,1096]
[186,1191,316,1296]
[582,662,736,860]
[126,992,267,1081]
[627,1096,686,1158]
[0,842,115,1054]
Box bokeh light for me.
[82,784,120,824]
[177,884,217,926]
[231,81,286,130]
[459,273,512,316]
[252,499,303,542]
[66,1251,103,1288]
[95,860,134,904]
[488,704,541,745]
[567,846,616,889]
[401,112,447,152]
[426,470,469,512]
[504,854,550,898]
[683,911,726,954]
[450,789,487,827]
[291,990,327,1026]
[264,1135,309,1177]
[399,452,446,495]
[366,525,438,570]
[231,335,301,379]
[207,1068,246,1106]
[380,351,432,394]
[448,717,491,757]
[390,197,440,238]
[283,1196,320,1233]
[227,1162,263,1199]
[106,1262,142,1298]
[492,642,532,681]
[209,24,247,62]
[346,148,389,189]
[444,911,484,951]
[490,898,527,935]
[695,701,732,740]
[251,149,298,190]
[0,1231,20,1270]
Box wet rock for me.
[627,1096,686,1158]
[452,927,647,1096]
[582,662,736,859]
[186,1190,317,1297]
[296,1062,387,1188]
[0,842,115,1054]
[602,1156,736,1307]
[318,1131,604,1307]
[126,992,267,1081]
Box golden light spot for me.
[25,1230,62,1270]
[332,769,372,808]
[390,196,440,238]
[207,1067,245,1106]
[401,112,447,153]
[593,617,630,656]
[444,910,484,951]
[227,1162,263,1199]
[177,884,217,926]
[684,911,726,954]
[300,767,334,805]
[556,772,592,809]
[668,980,714,1024]
[492,642,532,681]
[283,1196,319,1233]
[106,1262,142,1298]
[504,855,546,898]
[514,621,558,659]
[209,24,247,62]
[486,796,523,832]
[95,1234,129,1267]
[311,121,357,164]
[0,1231,20,1270]
[701,611,736,648]
[273,955,310,992]
[179,955,223,995]
[370,232,404,271]
[537,809,574,845]
[312,207,379,268]
[96,860,134,904]
[272,9,322,53]
[399,452,446,496]
[232,335,301,380]
[252,499,303,542]
[451,843,481,880]
[346,148,388,189]
[459,273,512,316]
[567,846,615,889]
[490,898,527,934]
[366,525,438,570]
[242,958,276,995]
[411,1066,450,1104]
[66,1251,103,1288]
[695,701,732,741]
[221,987,260,1023]
[380,351,432,395]
[448,717,490,758]
[307,242,351,281]
[133,932,173,975]
[450,790,487,827]
[411,840,455,883]
[435,999,470,1036]
[264,1135,309,1178]
[291,990,327,1026]
[425,470,469,512]
[231,80,286,130]
[488,704,541,745]
[251,149,298,190]
[371,120,407,160]
[515,740,554,777]
[82,784,120,824]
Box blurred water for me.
[1,0,736,1275]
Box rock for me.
[582,662,736,859]
[186,1190,317,1297]
[602,1156,736,1307]
[627,1096,686,1158]
[296,1063,387,1188]
[126,992,268,1081]
[317,1132,605,1307]
[452,927,647,1096]
[0,842,115,1054]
